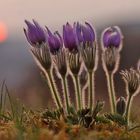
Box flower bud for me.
[76,22,95,46]
[121,68,140,96]
[63,22,78,53]
[102,26,123,50]
[116,97,126,116]
[46,28,63,55]
[24,20,47,46]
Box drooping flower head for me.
[76,22,95,46]
[102,26,123,49]
[24,20,47,46]
[46,27,63,55]
[63,22,78,53]
[121,68,140,96]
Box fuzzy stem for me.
[126,94,133,127]
[88,71,94,111]
[107,72,116,113]
[62,76,70,114]
[73,74,82,111]
[46,70,62,109]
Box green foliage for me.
[41,101,104,128]
[105,113,127,126]
[42,108,64,120]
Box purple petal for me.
[66,22,73,31]
[110,31,121,47]
[47,29,62,54]
[25,20,35,30]
[48,37,57,53]
[85,22,95,41]
[32,20,46,42]
[63,25,68,48]
[23,28,32,45]
[103,27,121,48]
[24,20,46,45]
[103,29,111,47]
[81,22,95,42]
[55,31,63,46]
[63,22,78,52]
[75,22,83,43]
[46,26,53,37]
[54,35,61,49]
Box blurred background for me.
[0,0,140,111]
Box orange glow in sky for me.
[0,22,7,43]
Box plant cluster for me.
[24,20,140,130]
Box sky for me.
[0,0,140,106]
[1,0,140,35]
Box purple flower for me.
[102,26,122,48]
[46,27,63,54]
[63,22,78,52]
[76,22,95,45]
[24,20,46,46]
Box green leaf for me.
[105,113,127,126]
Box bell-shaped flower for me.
[63,22,78,52]
[102,26,122,49]
[24,20,47,46]
[46,27,63,54]
[76,22,95,46]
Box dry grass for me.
[0,110,140,140]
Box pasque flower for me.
[63,22,82,111]
[101,26,123,74]
[101,47,119,114]
[63,22,78,52]
[121,68,140,126]
[24,20,47,46]
[24,20,51,71]
[75,22,97,110]
[121,68,140,96]
[101,26,123,114]
[24,20,62,110]
[102,26,122,49]
[46,27,70,113]
[46,27,63,54]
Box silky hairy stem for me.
[46,70,62,109]
[73,74,82,111]
[107,72,116,113]
[62,76,70,114]
[88,71,95,110]
[125,94,133,127]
